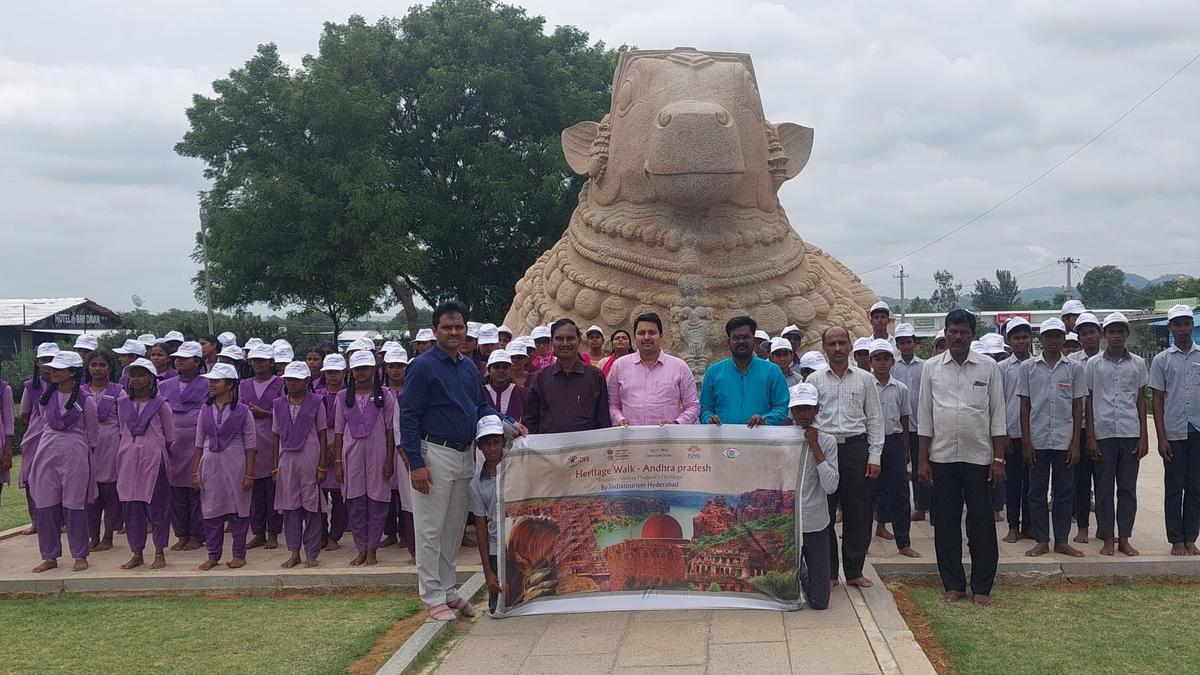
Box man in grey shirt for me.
[1149,304,1200,556]
[998,317,1034,544]
[1018,317,1087,558]
[1085,312,1148,557]
[893,323,928,522]
[1069,312,1102,544]
[917,310,1007,606]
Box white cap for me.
[136,333,157,347]
[970,341,985,353]
[1005,316,1032,333]
[384,347,409,365]
[788,382,820,408]
[37,342,62,358]
[769,337,793,354]
[45,351,84,370]
[853,337,871,353]
[1074,312,1100,330]
[466,322,481,339]
[515,336,536,351]
[799,350,826,370]
[869,339,895,357]
[273,345,294,363]
[244,337,265,349]
[217,331,237,348]
[347,337,374,353]
[163,330,186,343]
[1065,332,1080,344]
[283,361,310,379]
[1102,312,1129,329]
[894,323,915,338]
[935,329,946,342]
[172,341,203,359]
[1167,304,1194,322]
[348,350,376,369]
[980,333,1007,355]
[113,340,145,356]
[1061,299,1086,316]
[321,354,347,372]
[479,323,500,345]
[1039,317,1067,334]
[271,338,291,350]
[585,324,605,338]
[381,341,402,352]
[415,328,435,342]
[754,329,770,342]
[487,349,512,366]
[73,334,99,350]
[124,357,157,377]
[202,363,240,380]
[531,325,552,340]
[497,325,513,337]
[505,346,529,360]
[475,414,505,440]
[869,301,891,316]
[247,344,275,361]
[781,324,803,338]
[219,345,245,361]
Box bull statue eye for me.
[715,109,730,126]
[616,78,635,115]
[657,110,672,127]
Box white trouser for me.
[411,440,475,606]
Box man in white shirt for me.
[789,383,839,610]
[917,309,1007,606]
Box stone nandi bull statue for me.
[503,48,876,377]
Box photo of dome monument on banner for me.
[493,426,806,617]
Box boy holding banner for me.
[790,383,840,610]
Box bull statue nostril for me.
[715,110,729,126]
[657,110,672,127]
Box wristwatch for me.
[993,457,1006,465]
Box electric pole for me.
[893,265,909,322]
[1057,257,1079,297]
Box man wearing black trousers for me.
[918,309,1008,606]
[999,317,1034,543]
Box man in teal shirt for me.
[700,316,790,426]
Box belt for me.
[421,435,472,452]
[832,432,867,445]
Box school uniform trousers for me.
[412,439,475,607]
[800,530,831,610]
[1004,438,1032,532]
[1073,425,1097,530]
[1028,449,1075,544]
[874,433,912,549]
[1094,437,1140,540]
[1165,431,1200,544]
[827,434,870,581]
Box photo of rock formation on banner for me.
[503,489,797,608]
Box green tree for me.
[1077,265,1130,308]
[972,270,1021,311]
[906,297,934,313]
[930,270,962,312]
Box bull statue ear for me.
[561,121,600,175]
[775,123,814,179]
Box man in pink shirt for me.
[607,313,700,426]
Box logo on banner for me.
[722,447,741,459]
[687,445,702,459]
[566,454,589,467]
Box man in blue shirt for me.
[400,300,525,621]
[700,316,790,426]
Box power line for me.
[859,48,1200,276]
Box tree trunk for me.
[323,305,343,348]
[388,277,421,339]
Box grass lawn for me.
[898,583,1200,675]
[1,455,26,531]
[0,592,421,674]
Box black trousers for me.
[909,431,930,511]
[487,553,499,613]
[1074,427,1096,529]
[1164,432,1200,544]
[1005,439,1031,530]
[827,435,870,581]
[1095,437,1140,540]
[1029,449,1075,543]
[931,461,997,597]
[874,434,912,549]
[801,530,831,610]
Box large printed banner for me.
[495,425,807,617]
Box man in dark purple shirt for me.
[522,318,612,434]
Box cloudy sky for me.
[2,0,1198,314]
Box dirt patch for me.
[347,611,429,675]
[884,582,956,675]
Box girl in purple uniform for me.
[193,363,257,570]
[29,351,98,573]
[273,362,329,568]
[19,342,59,535]
[147,343,177,382]
[0,376,13,512]
[334,350,395,566]
[241,344,283,549]
[383,347,415,558]
[319,354,348,550]
[306,348,327,393]
[84,350,123,551]
[116,358,174,569]
[163,341,209,550]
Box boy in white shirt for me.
[790,383,840,610]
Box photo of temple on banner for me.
[502,487,799,609]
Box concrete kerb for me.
[0,525,29,543]
[858,564,937,675]
[376,573,485,675]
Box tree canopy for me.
[930,270,963,312]
[176,0,621,333]
[972,269,1020,311]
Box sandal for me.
[428,604,456,622]
[448,597,477,618]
